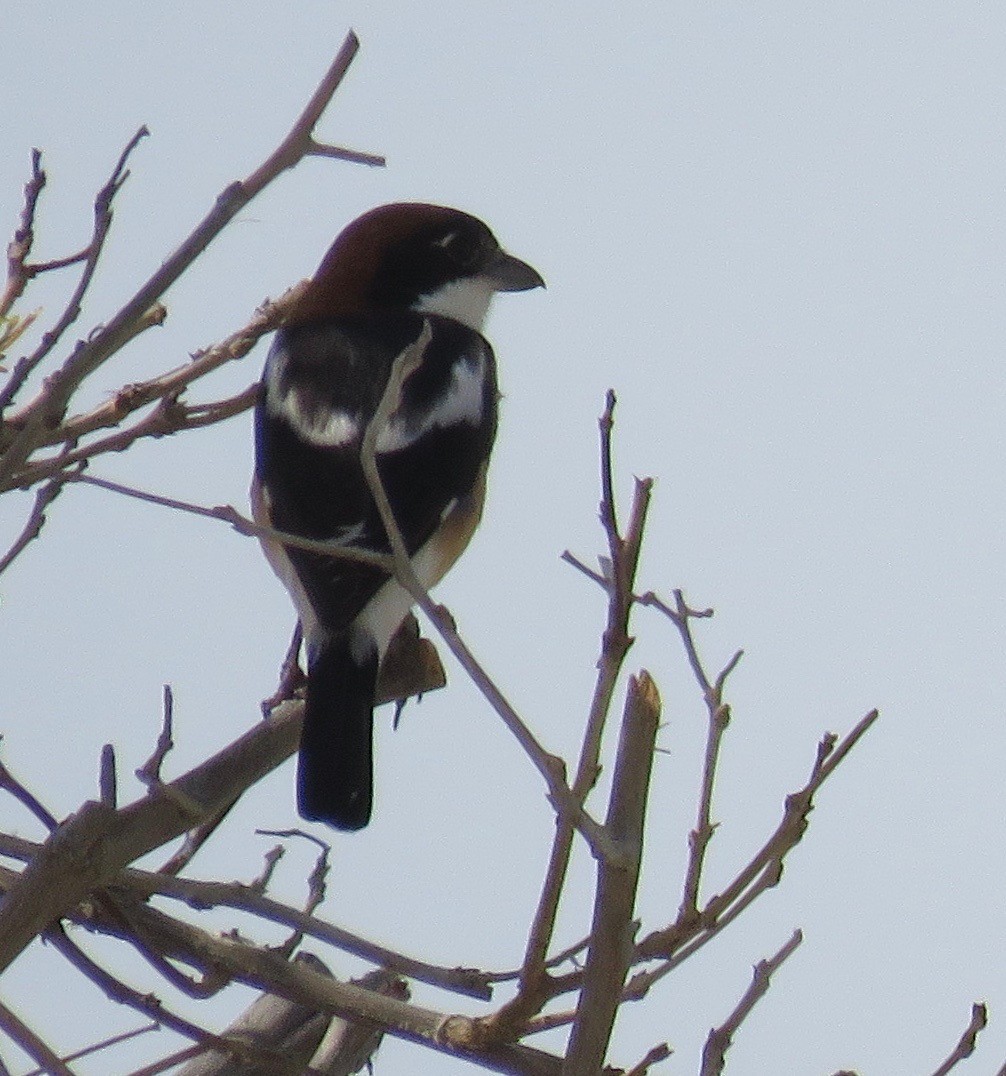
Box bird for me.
[252,203,544,830]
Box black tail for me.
[298,635,378,830]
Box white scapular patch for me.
[265,346,360,448]
[376,349,487,454]
[413,275,497,333]
[287,396,360,447]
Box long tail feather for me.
[298,635,378,830]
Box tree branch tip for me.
[630,669,661,712]
[307,139,387,168]
[624,1042,673,1076]
[715,649,744,690]
[98,744,117,808]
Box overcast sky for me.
[4,3,1006,1073]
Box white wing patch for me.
[377,349,487,454]
[265,342,360,448]
[286,395,360,447]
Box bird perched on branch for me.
[253,203,544,829]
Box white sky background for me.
[3,2,1006,1073]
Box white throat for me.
[412,276,496,332]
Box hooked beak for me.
[485,249,546,292]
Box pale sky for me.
[4,3,1006,1073]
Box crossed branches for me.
[0,32,380,576]
[0,28,988,1076]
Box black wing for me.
[254,311,498,636]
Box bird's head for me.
[290,203,544,331]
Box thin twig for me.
[0,148,47,320]
[47,925,296,1072]
[0,755,58,831]
[0,31,377,485]
[929,1002,988,1076]
[136,684,176,788]
[157,797,240,876]
[0,996,74,1075]
[68,472,392,569]
[699,929,803,1076]
[277,841,330,958]
[22,1023,159,1076]
[241,32,383,198]
[29,282,303,457]
[675,592,745,924]
[637,711,879,961]
[0,468,77,577]
[358,330,615,863]
[623,1043,672,1076]
[0,127,149,419]
[495,392,651,1037]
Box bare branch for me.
[358,329,614,864]
[47,925,296,1072]
[929,1002,988,1076]
[0,127,149,417]
[0,148,47,320]
[0,466,77,577]
[637,711,879,962]
[623,1043,672,1076]
[0,31,377,487]
[136,684,177,788]
[674,593,745,925]
[29,282,303,458]
[0,754,58,831]
[0,697,305,974]
[497,392,652,1036]
[0,809,494,1002]
[699,930,803,1076]
[564,671,662,1074]
[0,994,72,1071]
[0,995,74,1075]
[241,32,383,199]
[57,892,567,1076]
[68,472,393,569]
[22,1022,159,1076]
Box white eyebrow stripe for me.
[376,349,488,454]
